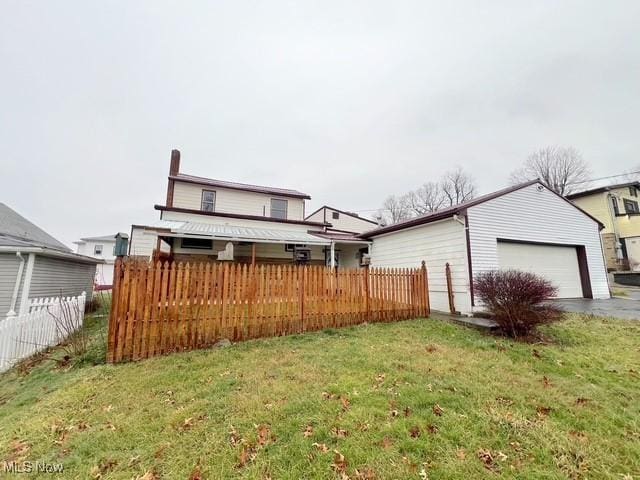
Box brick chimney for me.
[166,149,180,207]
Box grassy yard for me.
[0,311,638,479]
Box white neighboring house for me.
[74,234,119,288]
[362,180,610,315]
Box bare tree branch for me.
[405,182,446,215]
[510,146,590,195]
[378,194,411,225]
[440,167,476,206]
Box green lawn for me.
[0,310,639,479]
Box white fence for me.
[0,292,86,373]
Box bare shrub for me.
[473,270,562,338]
[47,297,88,358]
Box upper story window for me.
[623,198,639,214]
[332,211,340,220]
[94,244,103,255]
[270,198,288,219]
[201,190,216,212]
[612,197,620,215]
[630,186,638,197]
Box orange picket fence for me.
[107,259,429,363]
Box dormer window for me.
[630,186,638,197]
[94,244,103,255]
[201,190,216,212]
[270,198,288,219]
[332,211,340,220]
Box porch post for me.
[330,241,336,269]
[251,243,256,266]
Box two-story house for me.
[567,181,640,271]
[128,150,372,268]
[74,234,120,287]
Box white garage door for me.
[497,242,583,298]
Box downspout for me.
[6,251,25,318]
[454,213,475,308]
[606,193,624,263]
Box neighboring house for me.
[74,234,121,287]
[305,206,379,234]
[361,180,610,315]
[129,150,372,268]
[0,203,100,319]
[566,181,640,271]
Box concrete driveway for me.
[553,296,640,321]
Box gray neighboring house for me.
[0,203,101,319]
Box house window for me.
[270,199,288,219]
[181,237,213,249]
[201,190,216,212]
[623,198,639,214]
[285,243,307,252]
[612,197,620,215]
[630,187,638,197]
[332,211,340,220]
[94,244,103,255]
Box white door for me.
[496,241,583,298]
[624,237,640,271]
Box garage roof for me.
[361,180,604,238]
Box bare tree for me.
[440,167,476,206]
[510,146,590,196]
[405,182,446,215]
[378,194,411,225]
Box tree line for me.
[376,146,591,226]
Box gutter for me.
[0,246,104,264]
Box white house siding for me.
[467,183,609,300]
[0,253,25,317]
[172,182,305,221]
[306,208,376,234]
[129,227,160,257]
[368,218,471,314]
[29,256,96,299]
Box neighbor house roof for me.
[304,205,378,225]
[566,181,640,199]
[0,203,102,263]
[0,202,71,252]
[361,180,604,238]
[170,173,312,199]
[307,230,371,243]
[74,234,123,244]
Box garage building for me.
[362,180,610,315]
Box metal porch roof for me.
[146,220,332,245]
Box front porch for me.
[142,220,370,268]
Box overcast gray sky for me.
[2,1,639,247]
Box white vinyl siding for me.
[467,183,609,300]
[368,218,471,314]
[160,210,315,233]
[129,227,159,258]
[172,181,305,220]
[496,242,583,298]
[306,207,377,234]
[29,256,96,299]
[0,254,25,317]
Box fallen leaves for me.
[542,376,552,388]
[341,396,351,411]
[536,406,552,418]
[237,445,258,468]
[333,427,349,438]
[331,450,348,475]
[256,424,275,446]
[426,424,439,434]
[575,397,590,406]
[303,425,314,437]
[432,404,444,416]
[478,449,508,472]
[380,437,394,449]
[135,471,159,480]
[455,448,466,460]
[409,426,421,438]
[312,442,329,453]
[6,439,30,462]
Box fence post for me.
[445,262,456,314]
[107,257,122,363]
[299,265,305,332]
[364,265,370,322]
[421,261,430,317]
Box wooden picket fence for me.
[107,259,430,363]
